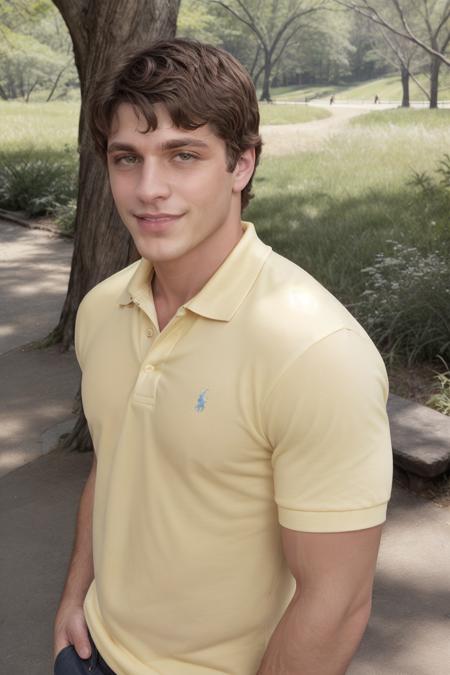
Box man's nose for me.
[135,159,171,202]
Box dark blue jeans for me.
[53,630,116,675]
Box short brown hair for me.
[89,38,262,211]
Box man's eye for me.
[114,155,138,165]
[176,152,196,161]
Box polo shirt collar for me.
[117,221,272,322]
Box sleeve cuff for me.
[278,502,388,532]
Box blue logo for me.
[195,389,208,413]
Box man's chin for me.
[133,238,186,264]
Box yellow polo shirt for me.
[76,221,392,675]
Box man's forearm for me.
[58,462,95,608]
[256,591,371,675]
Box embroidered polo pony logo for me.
[195,389,208,413]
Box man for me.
[53,38,392,675]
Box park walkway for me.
[261,101,396,155]
[1,209,449,673]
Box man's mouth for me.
[134,212,183,233]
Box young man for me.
[53,38,392,675]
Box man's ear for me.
[232,147,256,194]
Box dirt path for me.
[261,102,396,155]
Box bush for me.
[352,241,449,365]
[427,358,450,416]
[53,198,77,235]
[0,146,77,217]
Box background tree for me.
[334,0,450,107]
[0,0,77,100]
[48,0,180,451]
[285,8,353,86]
[369,28,429,107]
[210,0,329,101]
[178,0,260,80]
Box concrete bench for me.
[387,393,450,488]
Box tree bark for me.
[49,0,179,451]
[400,62,409,107]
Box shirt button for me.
[146,328,154,337]
[144,364,155,372]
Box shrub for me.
[427,357,450,416]
[353,241,449,365]
[0,146,77,217]
[53,198,77,236]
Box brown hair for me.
[89,38,262,211]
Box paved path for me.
[0,219,78,477]
[261,102,396,155]
[1,207,449,674]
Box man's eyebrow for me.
[107,138,210,153]
[107,142,137,153]
[160,138,210,151]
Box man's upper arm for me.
[280,524,383,615]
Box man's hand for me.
[53,455,96,663]
[53,603,91,662]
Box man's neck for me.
[151,220,244,330]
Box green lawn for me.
[259,103,330,125]
[351,108,450,129]
[0,101,79,150]
[275,71,450,104]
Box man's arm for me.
[53,453,96,661]
[257,524,383,675]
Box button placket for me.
[132,313,195,405]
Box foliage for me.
[0,146,77,216]
[0,0,77,100]
[354,242,449,365]
[427,357,450,416]
[53,197,77,235]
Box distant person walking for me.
[330,94,335,105]
[374,94,379,104]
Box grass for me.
[259,103,330,125]
[0,101,79,151]
[352,108,450,129]
[275,71,450,104]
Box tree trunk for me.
[429,54,441,109]
[260,54,272,102]
[400,63,410,107]
[50,0,179,451]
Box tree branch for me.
[334,0,450,65]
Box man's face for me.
[106,102,253,264]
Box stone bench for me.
[387,393,450,489]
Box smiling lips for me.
[134,212,183,233]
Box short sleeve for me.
[74,297,87,372]
[263,328,393,533]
